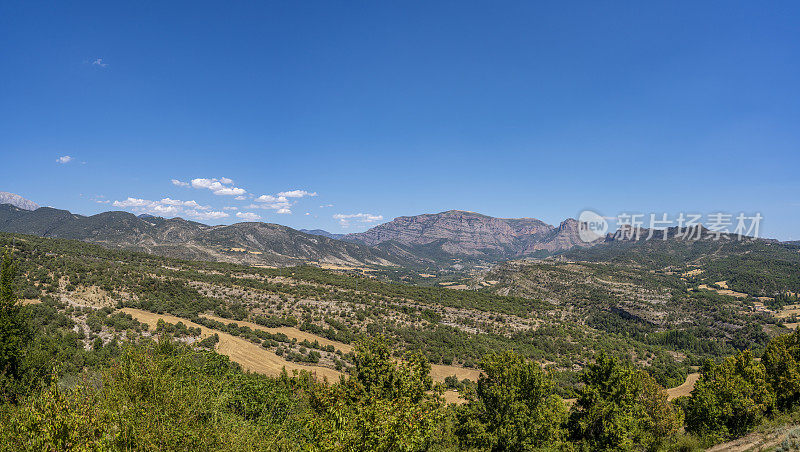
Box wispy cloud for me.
[56,155,73,164]
[333,213,383,228]
[171,179,190,187]
[112,197,229,221]
[319,204,333,208]
[92,58,108,68]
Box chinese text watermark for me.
[577,211,762,243]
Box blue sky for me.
[2,1,799,239]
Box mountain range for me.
[0,203,399,267]
[0,192,599,268]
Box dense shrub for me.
[686,350,775,439]
[569,354,683,451]
[456,350,568,450]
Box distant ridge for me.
[0,201,610,267]
[0,192,39,211]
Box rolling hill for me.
[0,204,409,267]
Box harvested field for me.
[776,304,800,319]
[200,313,354,353]
[666,373,700,400]
[430,364,481,382]
[443,390,466,405]
[120,308,342,381]
[698,284,748,298]
[445,284,470,290]
[118,309,479,385]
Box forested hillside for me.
[2,232,800,450]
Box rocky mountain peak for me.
[345,210,591,259]
[0,191,39,211]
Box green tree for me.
[762,330,800,410]
[686,350,775,438]
[455,350,568,451]
[0,249,28,400]
[308,336,447,451]
[568,354,682,451]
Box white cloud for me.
[222,206,238,211]
[189,177,246,196]
[277,190,317,198]
[234,195,247,200]
[333,213,383,227]
[190,178,214,189]
[56,155,73,164]
[236,212,261,221]
[304,212,311,216]
[212,186,246,196]
[111,197,227,221]
[320,204,333,208]
[92,58,108,68]
[189,210,229,220]
[253,194,292,213]
[171,179,190,187]
[255,194,288,203]
[112,197,151,208]
[253,189,316,214]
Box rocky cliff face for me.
[347,210,550,251]
[346,210,594,259]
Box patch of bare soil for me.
[19,299,41,305]
[707,424,800,452]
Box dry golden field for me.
[121,308,343,381]
[200,313,354,353]
[666,372,700,400]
